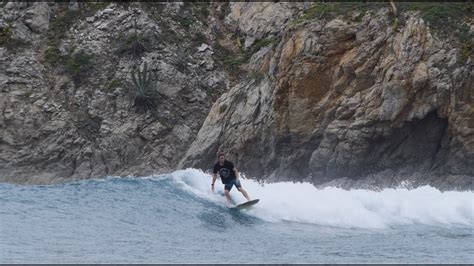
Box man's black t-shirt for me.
[213,160,236,182]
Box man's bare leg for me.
[224,190,233,204]
[237,187,251,201]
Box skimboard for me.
[230,199,259,210]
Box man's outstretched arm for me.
[234,168,240,180]
[211,173,217,190]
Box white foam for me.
[169,168,474,229]
[169,169,227,206]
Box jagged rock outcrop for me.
[180,4,473,190]
[225,2,302,48]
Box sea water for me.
[1,168,473,263]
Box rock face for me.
[0,3,472,190]
[225,2,301,48]
[179,4,473,190]
[0,2,229,183]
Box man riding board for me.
[212,152,251,204]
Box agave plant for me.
[130,19,146,60]
[130,62,157,113]
[115,18,146,59]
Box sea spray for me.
[171,168,474,229]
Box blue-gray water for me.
[1,169,473,263]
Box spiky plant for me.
[130,62,157,113]
[131,19,145,60]
[115,18,146,59]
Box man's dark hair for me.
[217,152,225,158]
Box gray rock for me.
[197,43,212,52]
[225,3,298,43]
[23,3,50,33]
[69,1,79,12]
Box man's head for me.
[217,152,225,165]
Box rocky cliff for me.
[1,2,472,190]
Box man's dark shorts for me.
[223,178,242,191]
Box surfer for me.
[212,152,251,204]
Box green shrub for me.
[115,32,147,59]
[0,23,29,53]
[141,2,166,14]
[198,3,210,18]
[193,32,207,45]
[457,23,473,63]
[215,35,280,74]
[86,2,110,13]
[304,3,335,19]
[44,47,65,66]
[213,41,240,71]
[176,15,193,28]
[212,34,275,78]
[252,37,279,51]
[174,51,191,73]
[291,3,351,25]
[353,10,366,22]
[219,104,227,114]
[66,49,94,85]
[22,90,34,99]
[39,7,80,70]
[248,71,264,83]
[46,3,115,49]
[104,79,123,92]
[460,43,472,63]
[289,2,384,25]
[159,21,184,44]
[221,54,249,69]
[401,3,465,24]
[399,3,471,34]
[47,10,79,47]
[399,3,472,62]
[392,17,400,31]
[0,24,12,46]
[114,19,150,59]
